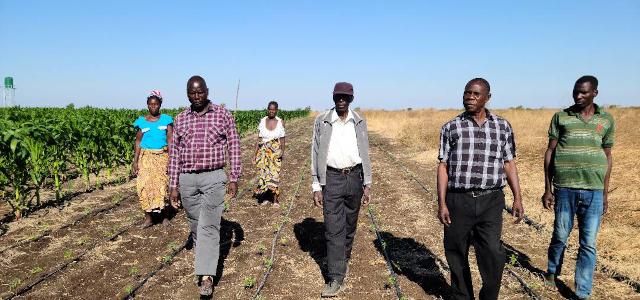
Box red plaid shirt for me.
[168,103,242,188]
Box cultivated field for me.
[0,108,639,299]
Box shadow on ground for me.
[294,217,329,283]
[375,231,453,299]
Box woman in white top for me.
[254,101,286,206]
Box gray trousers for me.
[179,169,227,276]
[322,164,364,282]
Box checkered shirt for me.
[168,103,242,188]
[438,110,516,190]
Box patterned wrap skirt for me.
[255,139,282,195]
[136,148,169,212]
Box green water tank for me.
[4,77,13,88]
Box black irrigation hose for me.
[368,207,403,299]
[118,130,313,299]
[372,139,543,299]
[251,159,309,300]
[0,192,136,255]
[4,219,143,300]
[119,234,193,300]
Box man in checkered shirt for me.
[437,78,525,300]
[168,75,242,296]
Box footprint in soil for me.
[294,217,329,283]
[375,232,453,299]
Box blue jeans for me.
[547,187,603,299]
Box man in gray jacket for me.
[311,82,372,298]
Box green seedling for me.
[243,276,256,289]
[281,216,290,224]
[83,207,91,213]
[273,223,280,230]
[113,225,120,231]
[39,222,49,230]
[280,238,288,245]
[375,214,383,222]
[126,216,134,222]
[369,224,376,230]
[264,258,273,268]
[104,230,114,238]
[382,241,388,250]
[529,283,540,289]
[388,276,396,285]
[63,249,73,259]
[509,254,517,266]
[400,296,407,300]
[26,234,39,241]
[167,242,176,251]
[77,235,89,245]
[162,255,171,262]
[30,266,43,274]
[8,278,21,292]
[255,295,266,300]
[124,285,133,295]
[367,205,375,214]
[129,267,138,275]
[112,196,120,204]
[224,200,230,211]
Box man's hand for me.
[603,192,609,215]
[313,191,323,208]
[362,186,371,205]
[438,203,451,227]
[228,182,238,198]
[169,189,181,209]
[512,199,525,223]
[542,191,554,210]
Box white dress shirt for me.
[312,109,362,191]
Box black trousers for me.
[322,164,364,282]
[444,189,506,300]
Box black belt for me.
[449,188,501,198]
[187,167,222,174]
[327,164,362,175]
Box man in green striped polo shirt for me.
[542,75,614,300]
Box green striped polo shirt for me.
[549,104,614,190]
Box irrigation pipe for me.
[367,206,404,299]
[251,158,309,300]
[119,234,193,300]
[0,192,136,255]
[4,219,143,300]
[372,139,543,299]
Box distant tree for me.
[66,103,75,109]
[353,107,361,112]
[407,107,412,111]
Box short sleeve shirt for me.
[548,104,614,190]
[133,114,173,149]
[438,110,517,190]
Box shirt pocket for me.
[206,125,225,145]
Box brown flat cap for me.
[333,82,354,95]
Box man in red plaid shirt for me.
[168,75,242,296]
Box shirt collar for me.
[567,103,602,116]
[330,109,355,123]
[460,109,495,121]
[187,101,213,116]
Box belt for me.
[449,188,501,198]
[327,164,362,175]
[187,167,222,174]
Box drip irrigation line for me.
[118,127,313,299]
[119,234,193,300]
[251,159,309,300]
[372,139,542,299]
[368,207,403,299]
[4,219,143,300]
[0,192,136,255]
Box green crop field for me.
[0,106,310,218]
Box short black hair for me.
[575,75,598,90]
[268,101,278,109]
[466,78,490,93]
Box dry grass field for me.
[363,107,640,283]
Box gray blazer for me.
[310,108,372,188]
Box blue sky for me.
[1,0,638,111]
